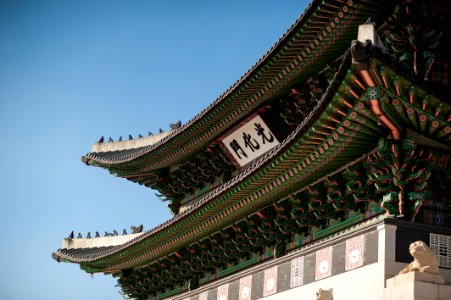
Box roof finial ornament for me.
[122,229,127,235]
[86,232,91,239]
[104,231,109,237]
[77,233,82,239]
[131,224,143,234]
[98,136,104,143]
[118,136,122,142]
[113,230,118,236]
[68,231,74,239]
[95,231,100,238]
[138,134,143,138]
[108,137,113,143]
[351,39,368,65]
[169,120,182,130]
[128,134,133,140]
[159,128,164,134]
[148,131,153,136]
[365,16,374,25]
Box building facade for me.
[53,0,451,299]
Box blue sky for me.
[0,1,307,299]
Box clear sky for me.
[0,1,308,299]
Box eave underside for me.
[55,51,450,274]
[51,1,451,298]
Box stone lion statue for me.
[316,288,333,300]
[399,241,440,275]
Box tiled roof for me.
[53,246,115,262]
[54,47,451,269]
[82,146,148,165]
[82,0,394,171]
[53,50,354,265]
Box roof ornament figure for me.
[95,231,100,238]
[104,231,109,237]
[138,134,143,138]
[351,39,369,66]
[159,128,164,134]
[365,16,374,25]
[131,224,143,234]
[86,232,91,239]
[68,231,74,239]
[98,136,104,143]
[122,229,127,235]
[113,230,118,236]
[77,233,82,239]
[148,131,153,136]
[169,120,182,130]
[118,136,122,142]
[108,137,113,143]
[128,134,133,140]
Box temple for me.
[53,0,451,299]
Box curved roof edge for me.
[82,0,393,169]
[90,132,171,153]
[53,50,355,266]
[54,47,451,268]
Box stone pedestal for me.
[383,272,450,300]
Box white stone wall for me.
[258,222,451,300]
[169,221,451,300]
[259,262,386,300]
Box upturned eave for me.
[81,0,395,175]
[54,52,451,272]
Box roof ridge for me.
[81,0,322,166]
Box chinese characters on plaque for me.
[221,115,279,167]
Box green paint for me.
[314,214,362,239]
[157,287,182,300]
[217,257,259,278]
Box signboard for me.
[221,114,279,167]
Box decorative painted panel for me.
[263,266,278,297]
[290,256,304,288]
[345,235,364,271]
[239,275,252,300]
[315,246,332,280]
[199,291,208,300]
[217,283,228,300]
